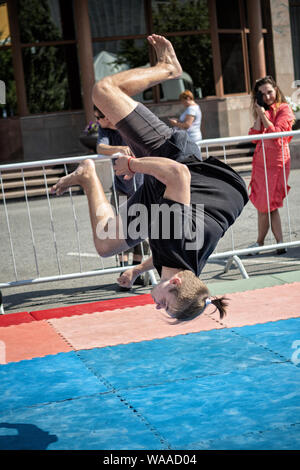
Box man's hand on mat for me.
[117,266,141,288]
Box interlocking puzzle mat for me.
[0,279,300,450]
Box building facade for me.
[0,0,299,163]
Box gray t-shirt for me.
[179,104,202,143]
[97,126,143,195]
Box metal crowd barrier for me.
[0,154,157,291]
[200,129,300,278]
[0,129,300,294]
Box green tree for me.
[152,0,210,32]
[114,0,214,97]
[0,42,17,117]
[18,0,70,113]
[114,38,149,68]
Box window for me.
[92,39,149,82]
[90,0,214,102]
[18,0,81,113]
[89,0,147,39]
[1,0,276,116]
[22,44,80,113]
[0,2,15,118]
[216,0,241,28]
[215,0,250,95]
[0,48,16,118]
[219,33,245,94]
[213,0,274,96]
[89,0,148,77]
[18,0,65,43]
[152,0,210,32]
[152,0,214,98]
[0,0,82,116]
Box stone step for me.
[203,147,254,158]
[230,164,253,173]
[201,145,254,173]
[218,156,253,165]
[207,150,253,173]
[0,167,65,180]
[0,186,81,200]
[0,166,80,201]
[2,176,59,189]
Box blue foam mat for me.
[77,327,284,390]
[0,394,163,450]
[0,352,106,411]
[122,361,300,449]
[189,423,300,450]
[0,318,299,450]
[232,317,300,364]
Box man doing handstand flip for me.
[51,35,248,321]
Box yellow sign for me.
[0,3,10,44]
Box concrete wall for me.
[148,95,253,139]
[0,117,23,163]
[19,110,89,161]
[0,94,254,166]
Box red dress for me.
[248,103,294,213]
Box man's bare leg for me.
[92,34,182,126]
[50,160,129,257]
[51,35,182,255]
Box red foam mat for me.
[0,311,35,327]
[30,294,154,321]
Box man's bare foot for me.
[147,34,182,78]
[50,159,96,196]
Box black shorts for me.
[116,103,201,162]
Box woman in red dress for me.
[248,76,295,254]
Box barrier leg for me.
[0,290,4,315]
[232,255,249,279]
[147,270,158,286]
[224,256,234,273]
[221,255,249,279]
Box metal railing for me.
[1,129,300,292]
[200,129,300,278]
[0,153,156,290]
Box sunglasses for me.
[95,113,105,120]
[255,75,274,84]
